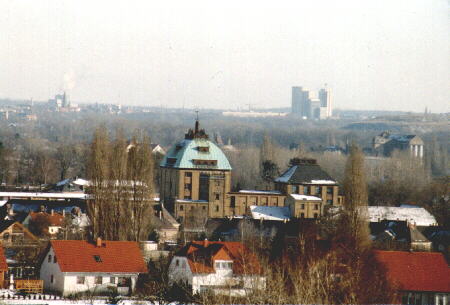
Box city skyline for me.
[1,0,449,113]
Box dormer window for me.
[193,159,217,166]
[215,261,233,270]
[93,255,102,263]
[198,146,209,153]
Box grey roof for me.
[275,163,337,184]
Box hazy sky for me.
[1,0,449,112]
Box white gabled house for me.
[40,238,147,296]
[168,240,265,297]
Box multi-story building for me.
[159,120,232,221]
[161,122,342,220]
[291,86,311,117]
[274,158,343,207]
[372,131,424,158]
[291,86,332,119]
[318,88,332,117]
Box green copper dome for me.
[160,121,232,170]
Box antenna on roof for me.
[195,110,199,133]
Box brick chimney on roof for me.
[203,238,209,248]
[96,237,102,247]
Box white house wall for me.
[62,273,138,296]
[168,256,266,295]
[168,256,193,286]
[40,247,65,293]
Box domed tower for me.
[160,119,232,220]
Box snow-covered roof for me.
[289,194,322,201]
[56,178,90,187]
[238,190,282,195]
[250,205,291,221]
[176,199,208,203]
[274,165,297,183]
[310,180,336,184]
[275,161,337,185]
[366,206,437,227]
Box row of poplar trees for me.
[87,127,154,242]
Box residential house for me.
[169,240,265,296]
[374,250,450,304]
[24,211,65,237]
[39,239,148,296]
[0,221,40,248]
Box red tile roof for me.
[176,241,262,275]
[50,240,148,273]
[30,212,65,226]
[0,247,8,272]
[374,250,450,293]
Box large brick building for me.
[161,122,343,221]
[159,120,232,221]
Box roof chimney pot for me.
[96,237,102,247]
[203,238,209,248]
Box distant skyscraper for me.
[292,86,332,119]
[291,86,310,117]
[318,88,332,118]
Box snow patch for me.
[289,194,322,201]
[250,205,291,221]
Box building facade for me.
[160,120,232,221]
[372,131,424,158]
[292,86,332,119]
[39,239,147,296]
[168,240,265,296]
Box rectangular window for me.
[202,206,206,210]
[77,276,85,284]
[215,193,220,200]
[327,199,333,204]
[54,256,57,263]
[110,277,116,284]
[95,276,103,285]
[185,172,192,177]
[230,197,236,208]
[179,205,184,211]
[314,204,319,210]
[327,187,333,194]
[48,255,52,263]
[304,186,310,195]
[50,275,54,284]
[292,185,298,194]
[300,213,305,218]
[215,205,219,212]
[315,186,321,195]
[176,259,179,267]
[301,204,305,209]
[314,213,318,218]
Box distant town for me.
[0,89,447,304]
